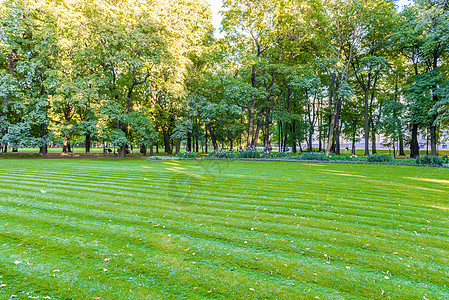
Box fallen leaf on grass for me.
[249,288,255,291]
[13,261,21,265]
[384,276,390,280]
[0,284,6,288]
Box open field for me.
[0,159,448,299]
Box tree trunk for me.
[351,135,356,155]
[399,135,405,156]
[279,121,282,151]
[118,145,126,158]
[393,139,396,158]
[282,121,288,152]
[253,119,262,147]
[263,108,271,151]
[292,120,297,153]
[206,123,218,152]
[430,117,438,156]
[325,74,336,156]
[205,127,208,154]
[308,125,313,152]
[334,96,343,156]
[326,111,336,157]
[63,139,69,153]
[187,134,192,152]
[364,89,370,156]
[39,123,47,156]
[195,137,199,153]
[162,127,171,154]
[175,138,181,155]
[39,145,47,156]
[85,133,91,153]
[371,130,377,155]
[141,144,147,156]
[410,123,419,158]
[247,99,256,147]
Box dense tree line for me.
[1,0,448,158]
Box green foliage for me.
[237,147,261,159]
[416,155,444,166]
[366,154,394,163]
[108,129,128,147]
[260,151,292,159]
[442,155,449,164]
[208,149,234,159]
[176,151,200,159]
[297,152,328,161]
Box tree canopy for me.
[1,0,448,157]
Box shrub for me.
[260,151,292,159]
[416,155,443,166]
[146,156,179,161]
[327,155,365,162]
[297,152,327,161]
[238,147,261,158]
[176,152,199,159]
[208,149,234,159]
[366,154,393,163]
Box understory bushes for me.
[237,147,261,158]
[208,149,234,159]
[415,155,444,166]
[296,152,328,161]
[176,152,200,159]
[260,151,292,159]
[190,150,449,167]
[366,154,394,163]
[208,148,292,159]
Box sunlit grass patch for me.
[0,160,448,299]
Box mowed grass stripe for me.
[1,202,446,290]
[2,182,448,254]
[2,186,448,263]
[2,166,444,223]
[1,207,354,299]
[1,159,448,299]
[0,203,444,290]
[2,174,447,232]
[1,203,445,299]
[3,178,448,264]
[2,187,448,262]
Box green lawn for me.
[0,159,448,299]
